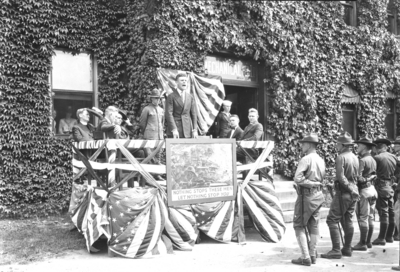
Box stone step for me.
[282,207,330,223]
[280,199,296,211]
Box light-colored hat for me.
[335,131,354,145]
[299,132,320,144]
[222,100,232,106]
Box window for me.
[341,1,357,27]
[51,50,98,136]
[385,99,397,140]
[387,0,398,34]
[341,104,357,139]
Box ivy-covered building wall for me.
[1,0,400,217]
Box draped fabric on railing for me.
[70,140,285,259]
[156,68,225,135]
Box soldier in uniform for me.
[371,138,397,245]
[215,100,232,138]
[352,137,377,251]
[393,136,400,241]
[291,133,326,266]
[321,131,359,259]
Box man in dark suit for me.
[225,114,243,140]
[216,100,232,138]
[237,108,263,161]
[72,108,95,142]
[165,73,198,138]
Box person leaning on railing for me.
[72,108,95,142]
[236,108,263,162]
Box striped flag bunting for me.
[192,200,244,243]
[69,183,91,232]
[241,181,286,243]
[156,68,225,135]
[163,206,199,251]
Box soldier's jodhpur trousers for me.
[294,212,320,259]
[326,190,356,251]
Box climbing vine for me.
[1,0,400,217]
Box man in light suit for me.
[225,114,243,140]
[165,73,198,138]
[237,108,263,161]
[216,100,232,138]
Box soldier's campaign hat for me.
[374,138,392,146]
[354,136,376,147]
[298,132,321,144]
[335,131,354,145]
[222,100,232,107]
[118,109,128,120]
[149,88,161,98]
[393,136,400,145]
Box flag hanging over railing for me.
[156,68,225,135]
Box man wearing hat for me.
[215,100,232,138]
[392,136,400,241]
[140,88,164,141]
[165,73,198,139]
[291,133,325,266]
[371,138,397,245]
[352,137,377,251]
[321,131,359,259]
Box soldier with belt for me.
[393,136,400,241]
[215,100,232,138]
[321,131,359,259]
[352,137,377,251]
[291,133,325,266]
[372,138,397,245]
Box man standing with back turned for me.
[291,133,325,266]
[321,131,359,259]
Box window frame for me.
[340,1,357,27]
[50,49,99,137]
[387,0,398,35]
[341,103,358,139]
[385,98,397,140]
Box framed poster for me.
[166,138,237,206]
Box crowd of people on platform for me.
[291,131,400,267]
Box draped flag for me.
[192,200,244,243]
[156,68,225,135]
[106,188,171,258]
[69,183,91,232]
[163,206,199,251]
[241,181,286,243]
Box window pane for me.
[53,95,92,135]
[385,114,395,140]
[52,50,92,91]
[388,14,395,33]
[343,5,353,26]
[342,104,356,138]
[386,99,395,113]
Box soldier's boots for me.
[342,219,354,257]
[352,242,367,251]
[291,257,311,266]
[321,225,342,259]
[341,247,352,257]
[385,222,395,243]
[310,256,317,264]
[366,223,374,248]
[372,222,388,246]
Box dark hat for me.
[374,138,392,146]
[118,109,128,120]
[149,88,161,98]
[335,131,354,145]
[299,132,320,144]
[354,136,376,147]
[393,136,400,145]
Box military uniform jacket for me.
[139,104,164,140]
[165,89,197,138]
[374,151,397,198]
[215,112,231,138]
[293,152,326,228]
[358,153,377,199]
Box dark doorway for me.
[224,86,257,129]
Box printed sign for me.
[204,56,258,82]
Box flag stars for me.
[120,213,124,217]
[120,227,124,231]
[112,218,117,222]
[123,246,127,250]
[108,217,111,221]
[201,212,205,215]
[113,233,117,237]
[109,206,113,210]
[195,214,199,217]
[128,238,131,242]
[116,239,119,243]
[116,201,120,205]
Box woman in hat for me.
[291,133,325,266]
[215,100,232,138]
[352,137,377,251]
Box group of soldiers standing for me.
[292,131,400,266]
